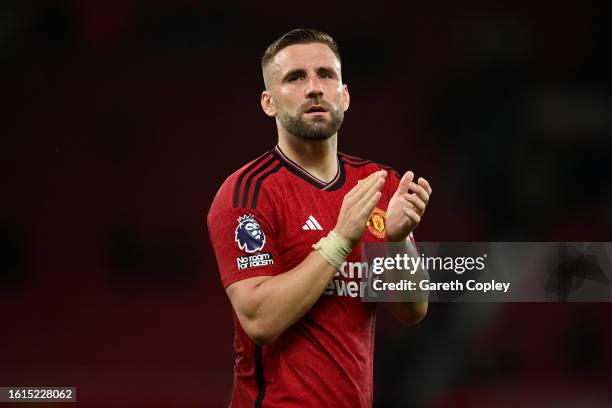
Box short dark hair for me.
[261,28,341,69]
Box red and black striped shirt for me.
[207,145,401,407]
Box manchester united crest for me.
[366,207,386,239]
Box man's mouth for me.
[304,105,329,116]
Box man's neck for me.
[277,132,338,183]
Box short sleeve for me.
[207,182,282,289]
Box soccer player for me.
[207,29,432,407]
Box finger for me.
[344,172,376,206]
[354,175,385,211]
[348,171,386,207]
[394,171,414,196]
[408,182,429,203]
[347,170,386,202]
[404,193,426,214]
[359,170,381,183]
[359,191,382,219]
[417,177,432,196]
[402,207,421,224]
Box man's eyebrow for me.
[281,68,306,82]
[280,66,340,82]
[317,66,337,76]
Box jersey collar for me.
[272,145,346,191]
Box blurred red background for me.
[1,1,611,406]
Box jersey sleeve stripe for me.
[233,152,273,208]
[251,163,282,209]
[241,156,278,208]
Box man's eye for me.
[288,75,302,82]
[320,73,332,79]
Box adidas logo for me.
[302,215,323,231]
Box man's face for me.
[262,43,350,140]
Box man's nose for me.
[306,75,323,98]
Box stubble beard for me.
[277,101,344,141]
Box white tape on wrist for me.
[312,230,353,269]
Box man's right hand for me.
[334,170,386,247]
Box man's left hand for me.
[386,171,432,242]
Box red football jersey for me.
[207,145,402,407]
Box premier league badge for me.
[235,214,266,253]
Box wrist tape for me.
[312,230,352,269]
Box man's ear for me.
[261,91,276,117]
[342,83,350,112]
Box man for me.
[207,29,432,407]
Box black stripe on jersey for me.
[338,153,395,172]
[233,152,273,208]
[338,152,370,164]
[339,155,401,179]
[272,147,346,191]
[254,345,265,408]
[240,156,277,208]
[251,163,282,209]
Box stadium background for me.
[2,1,611,406]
